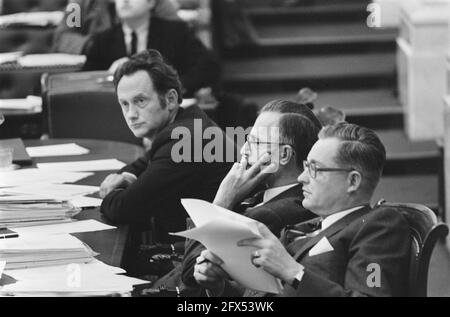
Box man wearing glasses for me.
[194,122,411,297]
[181,100,321,291]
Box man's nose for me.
[126,104,139,120]
[298,169,309,184]
[240,142,250,157]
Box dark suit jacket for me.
[100,105,233,243]
[83,17,221,97]
[226,205,412,297]
[181,184,315,287]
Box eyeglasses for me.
[303,160,355,179]
[246,135,291,147]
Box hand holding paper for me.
[172,199,283,294]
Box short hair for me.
[114,49,183,104]
[319,122,386,193]
[261,100,322,167]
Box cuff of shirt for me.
[291,264,305,289]
[122,172,138,183]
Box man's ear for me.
[166,89,179,111]
[279,145,294,166]
[347,171,362,193]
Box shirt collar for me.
[263,183,298,204]
[321,205,366,231]
[122,20,150,36]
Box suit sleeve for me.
[83,34,107,71]
[285,209,411,297]
[119,151,151,176]
[175,23,221,97]
[100,139,203,225]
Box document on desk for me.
[0,168,93,188]
[1,183,99,199]
[69,196,102,209]
[173,199,283,294]
[37,159,126,172]
[0,234,97,270]
[26,143,90,158]
[14,220,116,236]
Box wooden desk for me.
[23,139,145,268]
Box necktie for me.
[130,31,138,56]
[237,190,265,214]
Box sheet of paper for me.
[18,54,86,67]
[0,96,42,112]
[0,12,64,27]
[0,52,23,65]
[26,144,90,158]
[5,259,125,281]
[69,196,102,209]
[37,159,126,172]
[173,199,283,294]
[13,220,115,236]
[0,169,93,188]
[1,183,99,199]
[0,234,89,251]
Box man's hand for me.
[238,223,304,285]
[213,153,278,209]
[108,57,130,74]
[193,250,228,296]
[100,173,136,198]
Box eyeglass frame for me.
[245,134,292,147]
[303,160,356,179]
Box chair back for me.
[376,200,449,297]
[42,71,142,145]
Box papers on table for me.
[0,12,64,27]
[1,183,99,199]
[37,159,126,172]
[1,260,148,297]
[173,199,283,295]
[0,234,96,270]
[0,168,92,188]
[0,96,42,112]
[69,196,102,209]
[26,143,90,158]
[0,199,80,227]
[14,220,115,237]
[0,52,23,65]
[18,54,86,68]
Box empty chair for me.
[376,200,449,297]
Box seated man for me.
[53,0,180,54]
[182,100,321,289]
[100,50,232,243]
[83,0,220,97]
[194,122,412,297]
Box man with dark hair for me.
[194,122,411,297]
[181,100,320,290]
[99,49,232,243]
[83,0,220,97]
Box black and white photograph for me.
[0,0,449,301]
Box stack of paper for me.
[0,234,96,270]
[0,260,148,297]
[26,144,90,158]
[0,52,23,65]
[0,199,80,227]
[1,183,99,199]
[18,54,86,68]
[0,12,64,27]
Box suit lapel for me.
[265,184,302,204]
[291,206,371,260]
[114,26,128,57]
[148,17,162,49]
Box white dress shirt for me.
[122,21,149,55]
